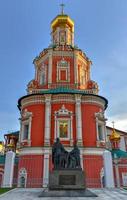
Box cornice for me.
[19,146,105,156]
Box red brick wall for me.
[81,104,101,147]
[83,155,103,188]
[24,104,45,147]
[18,155,44,188]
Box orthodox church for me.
[0,6,127,188]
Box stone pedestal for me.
[49,169,85,190]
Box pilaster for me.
[75,94,83,146]
[44,94,51,146]
[74,51,79,88]
[48,49,53,87]
[43,149,50,187]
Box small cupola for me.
[51,4,74,46]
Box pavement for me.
[0,188,127,200]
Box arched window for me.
[18,168,27,188]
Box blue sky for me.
[0,0,127,140]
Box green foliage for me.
[0,188,13,195]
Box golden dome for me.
[51,14,74,32]
[109,129,121,141]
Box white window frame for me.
[97,121,105,141]
[54,105,73,143]
[57,60,70,82]
[21,120,30,141]
[20,109,32,144]
[57,118,71,141]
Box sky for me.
[0,0,127,140]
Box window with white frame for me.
[20,109,32,143]
[57,119,70,139]
[57,60,70,82]
[39,64,47,85]
[23,124,29,140]
[54,105,73,141]
[40,71,46,85]
[98,124,104,141]
[95,112,106,142]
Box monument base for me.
[49,169,85,190]
[39,189,98,197]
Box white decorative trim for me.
[43,149,50,187]
[95,111,107,143]
[82,96,106,109]
[44,95,51,146]
[56,60,70,82]
[75,94,82,146]
[20,109,33,145]
[54,105,73,144]
[53,51,73,57]
[39,63,47,85]
[74,51,79,86]
[21,95,45,109]
[18,147,106,156]
[35,53,49,66]
[48,50,52,85]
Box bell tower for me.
[51,4,74,46]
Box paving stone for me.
[0,188,127,200]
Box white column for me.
[43,149,50,187]
[48,50,52,87]
[75,94,83,146]
[103,150,115,188]
[44,95,51,146]
[74,51,79,88]
[80,149,83,169]
[3,151,15,188]
[114,158,120,187]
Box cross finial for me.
[60,3,65,15]
[112,121,115,129]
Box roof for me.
[111,149,127,158]
[0,155,19,165]
[0,155,5,164]
[4,131,19,137]
[18,88,108,110]
[106,126,127,135]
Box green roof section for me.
[111,149,127,158]
[0,155,19,164]
[42,87,83,94]
[18,87,108,110]
[5,131,19,136]
[0,155,5,164]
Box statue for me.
[68,144,81,168]
[52,138,66,169]
[52,138,81,170]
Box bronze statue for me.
[52,138,81,169]
[52,138,66,169]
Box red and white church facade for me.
[17,10,110,188]
[1,9,127,189]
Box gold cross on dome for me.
[60,3,65,14]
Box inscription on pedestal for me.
[59,175,76,185]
